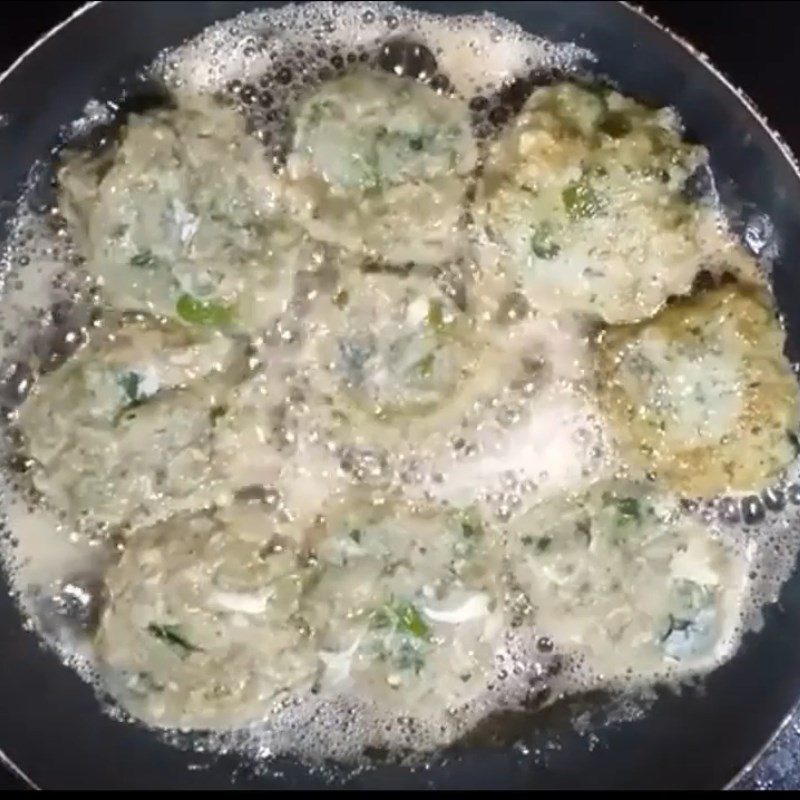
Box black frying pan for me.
[2,1,800,789]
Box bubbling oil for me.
[0,0,799,775]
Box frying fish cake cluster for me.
[12,62,797,737]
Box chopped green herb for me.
[576,517,592,545]
[602,492,642,525]
[209,404,228,425]
[395,639,426,673]
[117,371,143,406]
[427,299,445,332]
[176,294,233,327]
[134,671,164,693]
[658,591,717,660]
[371,599,431,675]
[380,559,406,577]
[562,180,605,221]
[130,249,159,269]
[615,497,641,522]
[146,623,202,658]
[306,99,336,128]
[417,352,436,378]
[452,507,483,560]
[396,603,430,639]
[333,289,350,309]
[531,223,560,259]
[372,599,431,640]
[660,613,693,643]
[112,371,150,426]
[536,535,553,553]
[460,506,483,539]
[348,528,362,544]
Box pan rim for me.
[0,0,798,790]
[0,1,98,89]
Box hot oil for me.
[0,0,798,778]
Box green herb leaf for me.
[602,492,642,525]
[396,639,426,673]
[576,517,592,545]
[176,294,233,327]
[660,613,693,643]
[117,371,143,405]
[460,506,483,540]
[130,249,159,269]
[417,352,436,378]
[371,599,430,640]
[209,404,228,426]
[147,623,203,658]
[531,223,560,259]
[333,289,350,309]
[615,497,641,522]
[398,603,430,639]
[427,299,445,332]
[562,180,605,221]
[134,671,165,693]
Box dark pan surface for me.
[1,1,800,789]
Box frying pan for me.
[1,0,800,790]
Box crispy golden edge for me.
[597,283,800,496]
